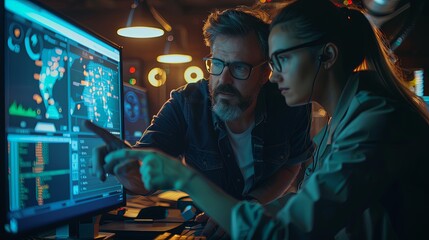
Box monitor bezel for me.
[1,0,7,237]
[123,82,148,95]
[2,0,126,236]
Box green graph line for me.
[20,169,70,178]
[9,101,37,118]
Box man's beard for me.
[211,84,252,121]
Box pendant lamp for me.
[117,0,171,39]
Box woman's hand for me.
[140,149,196,191]
[105,148,196,191]
[94,146,149,195]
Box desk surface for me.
[99,193,204,239]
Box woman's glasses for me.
[269,38,326,73]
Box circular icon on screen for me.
[24,28,43,60]
[124,91,140,123]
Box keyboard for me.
[154,223,205,239]
[154,230,206,240]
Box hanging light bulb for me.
[117,26,164,39]
[157,34,192,64]
[157,54,192,64]
[117,0,171,39]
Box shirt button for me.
[227,154,231,158]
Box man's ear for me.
[261,65,271,85]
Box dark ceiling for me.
[35,0,429,64]
[35,0,262,63]
[35,0,267,113]
[38,0,257,10]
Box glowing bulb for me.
[117,27,164,38]
[184,66,203,83]
[129,66,136,74]
[157,54,192,64]
[129,78,137,85]
[148,68,166,87]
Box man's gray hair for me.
[203,6,270,60]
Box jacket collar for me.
[326,72,360,145]
[314,72,360,162]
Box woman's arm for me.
[105,148,240,234]
[181,169,239,234]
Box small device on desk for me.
[103,193,192,221]
[105,205,168,221]
[99,194,191,239]
[99,221,184,239]
[136,206,169,220]
[143,191,197,221]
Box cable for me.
[304,55,325,177]
[301,55,324,153]
[308,55,324,103]
[306,115,331,176]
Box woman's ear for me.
[321,42,338,70]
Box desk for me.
[99,194,205,239]
[100,220,205,239]
[100,208,184,239]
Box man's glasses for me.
[269,38,325,73]
[204,57,267,80]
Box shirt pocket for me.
[185,145,224,171]
[263,142,290,166]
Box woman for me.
[105,0,429,239]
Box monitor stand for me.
[46,215,115,239]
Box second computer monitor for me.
[123,83,150,145]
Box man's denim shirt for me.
[136,80,313,199]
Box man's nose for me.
[269,70,281,83]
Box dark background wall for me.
[36,0,429,117]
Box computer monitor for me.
[123,83,150,145]
[2,0,125,237]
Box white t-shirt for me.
[226,122,255,195]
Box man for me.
[93,5,313,236]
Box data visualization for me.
[6,21,121,133]
[3,0,124,235]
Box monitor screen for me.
[2,0,125,236]
[123,83,150,145]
